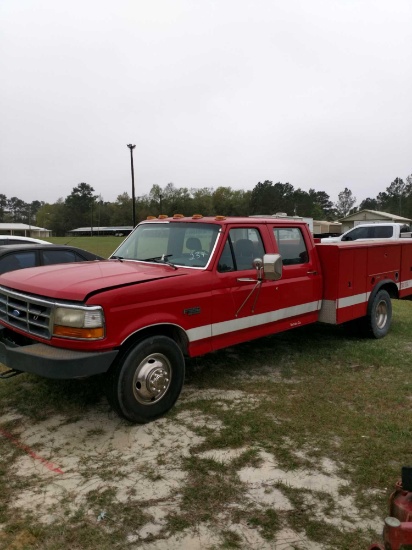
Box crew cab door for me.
[270,225,322,324]
[211,224,322,350]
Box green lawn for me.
[44,236,123,258]
[0,253,411,549]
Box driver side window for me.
[218,228,264,272]
[217,239,235,272]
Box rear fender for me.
[367,279,398,314]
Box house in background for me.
[67,226,133,237]
[338,210,412,233]
[0,223,52,238]
[313,220,342,236]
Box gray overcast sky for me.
[1,0,411,208]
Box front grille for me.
[0,286,53,339]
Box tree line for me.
[0,174,410,236]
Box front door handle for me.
[307,270,318,275]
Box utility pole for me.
[127,144,136,226]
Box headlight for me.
[53,306,105,339]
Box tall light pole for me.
[127,144,136,227]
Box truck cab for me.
[321,222,411,243]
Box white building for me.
[0,223,52,238]
[338,210,412,233]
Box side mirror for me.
[263,253,282,281]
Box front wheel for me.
[106,336,185,423]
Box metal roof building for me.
[67,226,133,236]
[0,223,52,238]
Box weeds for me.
[1,301,411,548]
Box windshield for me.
[111,222,220,268]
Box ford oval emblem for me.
[12,309,21,317]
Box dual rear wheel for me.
[346,289,392,339]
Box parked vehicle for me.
[0,244,103,275]
[0,235,50,245]
[320,222,411,243]
[1,215,412,423]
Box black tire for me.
[364,289,392,339]
[106,336,185,423]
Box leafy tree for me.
[335,188,356,218]
[163,183,192,215]
[376,177,412,217]
[148,185,164,215]
[250,180,275,214]
[109,192,133,226]
[291,188,314,217]
[94,196,111,228]
[0,194,7,222]
[65,183,97,229]
[212,186,249,216]
[29,200,45,224]
[37,200,67,236]
[358,197,380,211]
[147,183,193,216]
[229,189,251,216]
[191,187,214,215]
[7,197,26,222]
[250,181,295,215]
[20,200,45,225]
[308,189,336,220]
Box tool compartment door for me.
[317,244,368,324]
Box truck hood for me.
[0,260,187,301]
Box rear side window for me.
[371,226,393,238]
[0,251,36,274]
[42,250,79,265]
[272,227,308,265]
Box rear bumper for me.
[0,327,118,379]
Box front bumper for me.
[0,326,118,379]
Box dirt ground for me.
[1,384,383,549]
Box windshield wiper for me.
[111,255,124,261]
[143,254,177,270]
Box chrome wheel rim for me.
[132,353,172,405]
[375,299,388,329]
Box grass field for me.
[43,235,123,258]
[1,294,411,549]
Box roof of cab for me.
[141,215,308,226]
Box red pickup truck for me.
[0,215,411,423]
